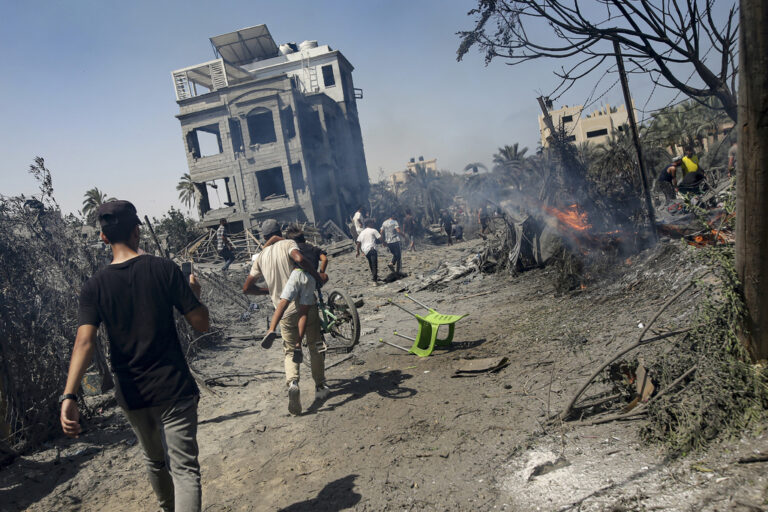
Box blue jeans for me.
[219,247,235,271]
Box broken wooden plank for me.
[453,356,509,376]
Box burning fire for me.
[545,204,592,232]
[688,229,730,247]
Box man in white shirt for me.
[356,219,381,285]
[352,206,366,238]
[242,219,329,415]
[380,214,403,273]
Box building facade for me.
[172,25,369,231]
[538,102,636,148]
[388,156,438,193]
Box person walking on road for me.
[440,209,454,246]
[356,219,381,285]
[351,206,366,239]
[380,214,403,273]
[61,200,210,512]
[242,219,330,416]
[216,218,235,272]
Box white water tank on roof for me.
[279,44,296,55]
[299,40,318,51]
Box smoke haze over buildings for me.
[1,0,684,218]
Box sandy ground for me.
[2,236,768,511]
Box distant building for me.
[388,156,438,193]
[171,25,369,231]
[538,102,637,148]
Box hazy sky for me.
[1,0,683,218]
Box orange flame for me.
[545,204,592,232]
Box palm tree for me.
[176,173,196,211]
[588,129,640,196]
[646,102,699,153]
[692,97,730,148]
[400,163,454,223]
[492,143,529,189]
[463,162,487,174]
[82,187,115,226]
[575,142,598,168]
[368,182,403,223]
[460,172,503,206]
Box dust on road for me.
[3,238,768,511]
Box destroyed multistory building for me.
[172,25,369,231]
[538,102,637,148]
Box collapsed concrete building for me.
[172,25,369,231]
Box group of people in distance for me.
[352,206,414,285]
[351,205,481,285]
[60,202,334,511]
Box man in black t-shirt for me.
[60,200,210,512]
[657,156,682,201]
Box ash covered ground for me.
[2,236,767,511]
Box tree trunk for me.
[736,0,768,361]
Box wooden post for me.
[537,96,557,143]
[736,0,768,360]
[144,216,170,259]
[613,41,658,241]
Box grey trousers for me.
[123,396,201,512]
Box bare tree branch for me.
[457,0,738,121]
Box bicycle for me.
[315,288,361,354]
[257,287,360,359]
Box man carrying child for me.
[242,220,330,416]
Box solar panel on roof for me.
[210,25,279,66]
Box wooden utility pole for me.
[537,96,557,143]
[736,0,768,361]
[613,41,657,241]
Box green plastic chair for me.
[382,294,468,357]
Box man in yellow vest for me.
[681,145,699,174]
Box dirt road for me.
[2,238,767,511]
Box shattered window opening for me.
[229,118,244,153]
[321,65,336,87]
[281,106,296,139]
[561,115,573,123]
[187,124,223,158]
[246,108,277,145]
[586,128,609,138]
[204,177,232,208]
[290,163,305,192]
[256,167,287,200]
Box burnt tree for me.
[735,0,768,360]
[457,0,739,121]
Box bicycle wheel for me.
[325,289,361,351]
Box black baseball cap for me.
[97,200,142,230]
